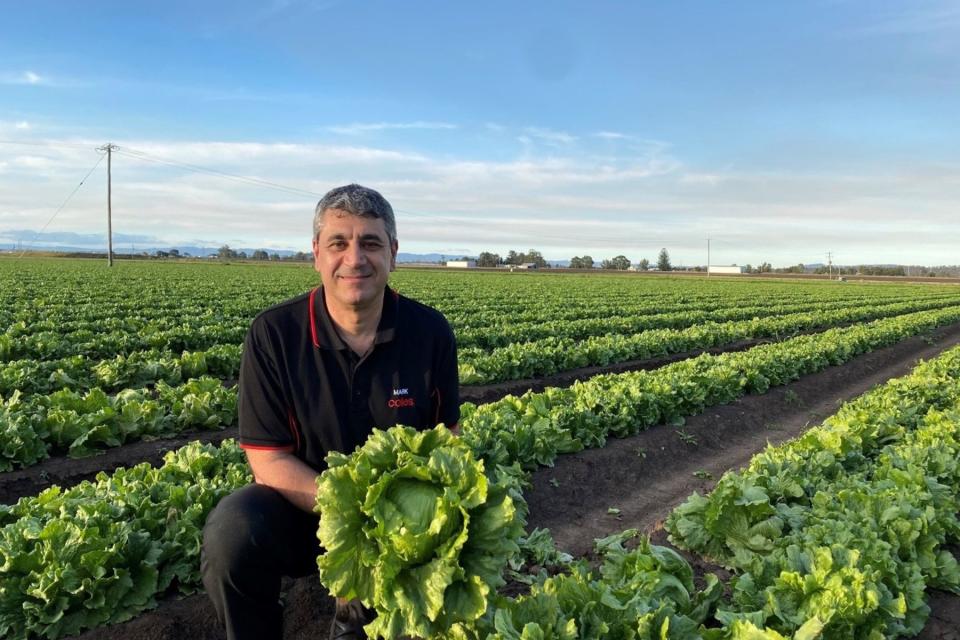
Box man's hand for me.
[244,448,320,514]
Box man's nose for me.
[343,242,367,266]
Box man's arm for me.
[245,448,320,514]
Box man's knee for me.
[202,483,281,577]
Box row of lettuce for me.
[6,255,960,365]
[7,287,955,372]
[3,302,960,637]
[4,294,957,398]
[6,258,943,339]
[4,302,960,474]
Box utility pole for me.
[97,143,119,266]
[826,251,833,280]
[706,237,711,278]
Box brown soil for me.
[28,323,960,640]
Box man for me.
[201,184,460,640]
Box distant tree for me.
[476,252,500,267]
[237,251,248,259]
[610,255,631,270]
[252,250,269,261]
[294,251,309,262]
[657,248,672,271]
[525,249,548,268]
[637,258,650,271]
[581,255,594,269]
[169,249,180,257]
[270,253,281,261]
[154,250,169,258]
[759,261,772,273]
[506,250,519,265]
[569,256,583,269]
[217,245,236,259]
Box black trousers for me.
[201,483,321,640]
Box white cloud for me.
[0,70,45,85]
[326,121,458,135]
[0,70,88,88]
[15,121,30,130]
[2,133,959,266]
[595,131,627,140]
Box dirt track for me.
[9,324,958,640]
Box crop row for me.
[0,440,251,640]
[459,304,960,469]
[0,344,241,396]
[0,377,236,471]
[0,319,248,364]
[5,295,954,401]
[459,297,960,384]
[10,287,949,365]
[3,305,959,638]
[665,344,960,637]
[5,304,959,473]
[455,292,960,349]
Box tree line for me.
[472,248,673,271]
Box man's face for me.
[312,209,398,312]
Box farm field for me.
[2,257,960,639]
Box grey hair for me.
[313,184,397,243]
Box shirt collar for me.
[313,286,398,350]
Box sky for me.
[1,0,958,266]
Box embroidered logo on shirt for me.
[388,388,415,408]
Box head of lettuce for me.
[316,425,526,639]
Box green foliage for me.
[479,530,724,640]
[668,345,960,638]
[315,425,527,639]
[0,440,251,640]
[460,306,960,471]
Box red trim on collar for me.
[308,287,320,348]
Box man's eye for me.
[363,242,383,250]
[329,241,346,249]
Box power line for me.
[114,146,323,198]
[17,151,107,258]
[3,140,741,257]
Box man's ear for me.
[311,236,322,273]
[390,240,398,272]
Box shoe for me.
[329,600,373,640]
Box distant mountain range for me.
[0,243,485,264]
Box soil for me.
[11,324,960,640]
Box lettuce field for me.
[1,257,959,639]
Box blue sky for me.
[1,0,958,266]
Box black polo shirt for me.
[237,286,459,471]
